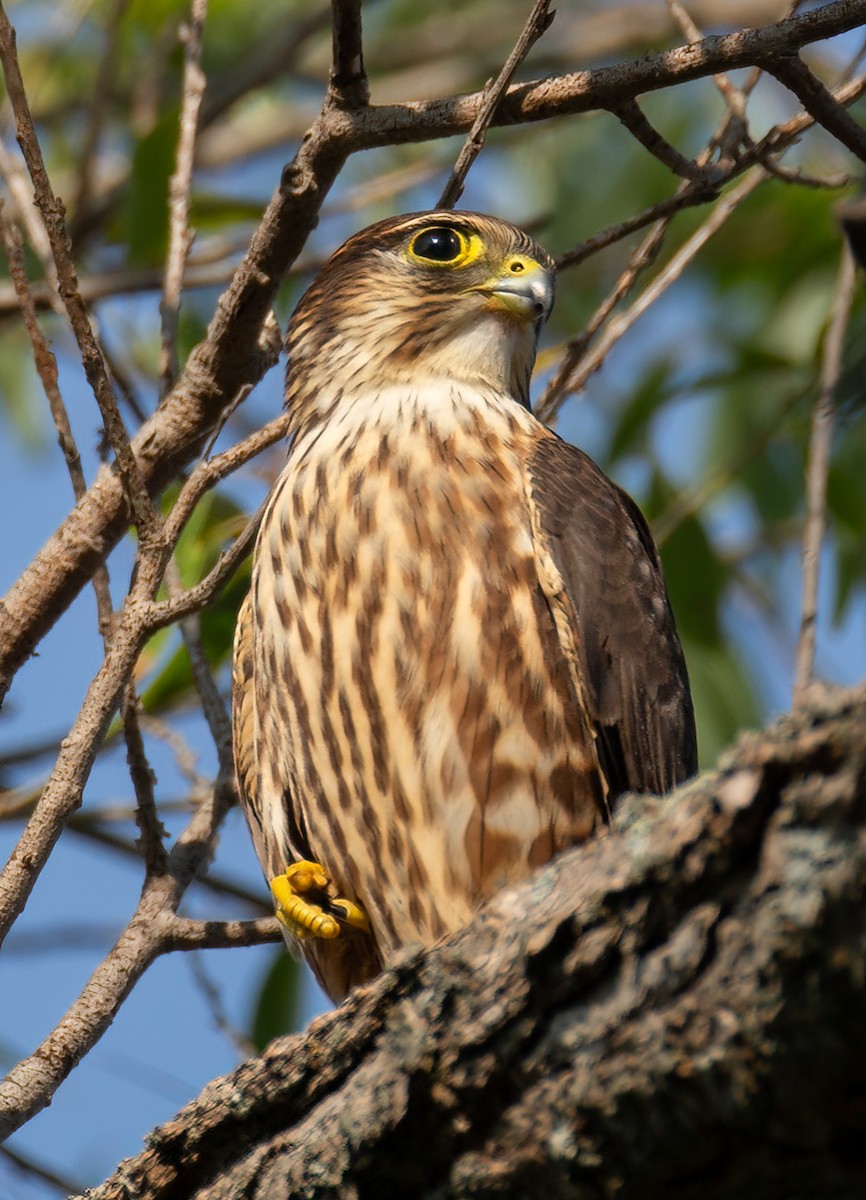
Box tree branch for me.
[767,51,866,164]
[0,1,159,542]
[162,915,281,951]
[539,168,765,420]
[437,0,554,208]
[609,97,715,182]
[81,685,866,1200]
[794,242,857,703]
[328,0,369,109]
[159,0,208,399]
[0,768,237,1140]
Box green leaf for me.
[649,467,726,648]
[0,325,46,447]
[833,527,865,624]
[608,358,673,465]
[249,948,302,1052]
[139,488,251,713]
[125,105,180,265]
[684,638,761,768]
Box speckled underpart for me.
[232,211,696,1002]
[252,382,600,961]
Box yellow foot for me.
[269,860,370,941]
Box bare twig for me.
[169,918,281,952]
[159,0,208,400]
[539,217,673,422]
[0,2,159,542]
[188,953,258,1058]
[0,1143,86,1196]
[0,137,61,306]
[0,205,86,497]
[328,0,369,109]
[121,688,169,875]
[555,181,723,271]
[793,243,857,704]
[757,159,852,189]
[147,505,264,634]
[438,0,554,208]
[610,98,715,182]
[755,72,866,160]
[0,202,116,636]
[768,53,866,165]
[539,168,766,421]
[163,560,234,771]
[159,413,289,551]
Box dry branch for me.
[0,2,157,540]
[610,97,713,182]
[437,0,555,208]
[767,51,866,163]
[159,0,208,399]
[0,769,256,1141]
[82,685,866,1200]
[328,0,369,109]
[794,244,858,703]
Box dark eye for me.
[410,226,464,263]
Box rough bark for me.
[82,684,866,1200]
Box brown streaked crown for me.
[284,211,555,430]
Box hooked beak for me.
[477,259,555,324]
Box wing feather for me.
[528,435,697,799]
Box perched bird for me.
[232,211,697,1003]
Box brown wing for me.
[231,590,271,870]
[528,435,697,800]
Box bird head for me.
[285,211,555,426]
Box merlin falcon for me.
[232,211,697,1002]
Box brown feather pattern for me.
[232,211,696,1001]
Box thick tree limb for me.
[83,685,866,1200]
[2,0,865,705]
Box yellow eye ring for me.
[406,225,482,268]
